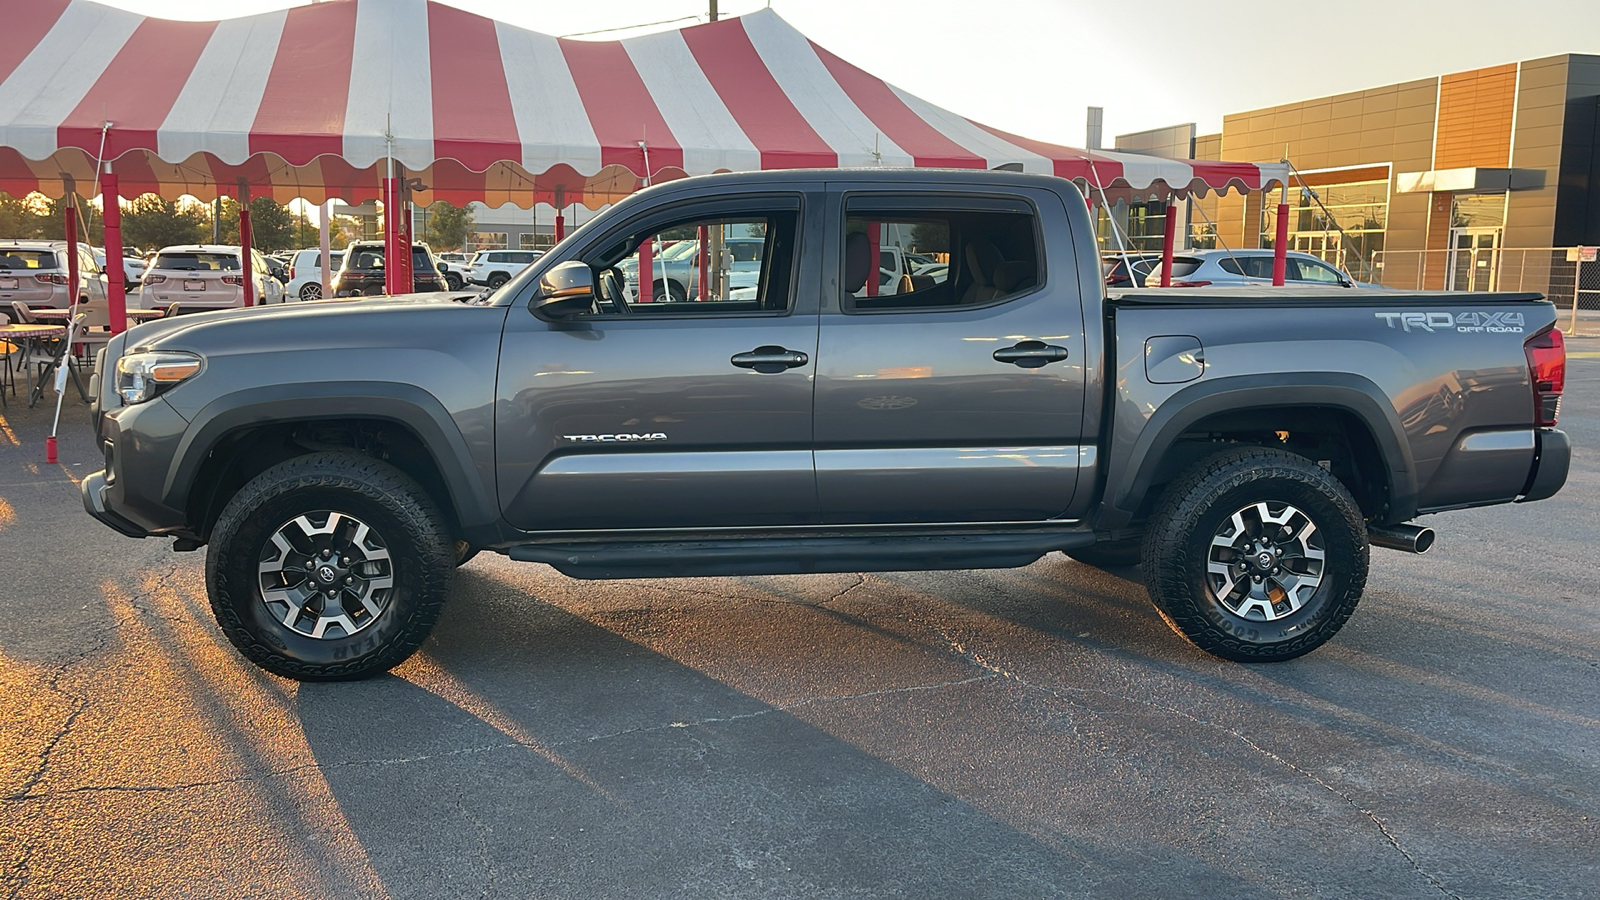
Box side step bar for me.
[508,531,1095,580]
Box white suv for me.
[468,249,540,288]
[139,244,284,311]
[0,240,107,318]
[284,249,344,301]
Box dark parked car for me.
[84,168,1569,681]
[331,241,446,296]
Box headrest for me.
[844,231,871,293]
[964,239,1003,284]
[992,261,1035,293]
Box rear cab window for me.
[840,197,1041,312]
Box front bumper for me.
[1517,428,1570,503]
[81,469,150,538]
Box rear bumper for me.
[1517,428,1570,503]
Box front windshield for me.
[660,240,701,261]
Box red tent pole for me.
[64,204,79,308]
[395,194,413,293]
[103,171,126,333]
[383,176,402,295]
[1160,202,1177,287]
[866,221,880,297]
[554,209,565,242]
[239,205,255,306]
[1271,185,1289,286]
[638,238,654,303]
[697,225,709,299]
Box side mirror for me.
[436,262,448,275]
[532,260,595,321]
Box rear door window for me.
[840,199,1039,312]
[1292,258,1346,284]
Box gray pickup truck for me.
[81,169,1571,681]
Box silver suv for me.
[139,244,284,310]
[1143,249,1377,289]
[0,240,107,319]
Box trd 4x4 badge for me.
[1375,311,1525,334]
[561,433,668,443]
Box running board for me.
[507,530,1095,580]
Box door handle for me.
[992,340,1069,368]
[731,345,809,374]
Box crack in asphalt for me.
[905,610,1464,900]
[3,674,999,804]
[820,573,868,607]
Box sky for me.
[99,0,1600,148]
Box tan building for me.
[1124,55,1600,295]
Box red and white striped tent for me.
[0,0,1286,209]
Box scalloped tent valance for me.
[0,0,1287,208]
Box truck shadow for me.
[291,567,1260,900]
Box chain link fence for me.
[1370,248,1600,311]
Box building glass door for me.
[1448,228,1500,292]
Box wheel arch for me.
[167,382,496,541]
[1108,374,1417,526]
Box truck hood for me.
[123,292,491,352]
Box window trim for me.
[834,191,1047,316]
[561,192,807,322]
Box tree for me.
[120,195,210,251]
[423,201,474,251]
[0,193,48,239]
[217,197,296,251]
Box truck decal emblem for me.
[562,433,668,443]
[1375,311,1524,334]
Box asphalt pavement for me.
[0,339,1596,899]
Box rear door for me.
[813,186,1091,524]
[496,188,823,532]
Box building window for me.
[1261,177,1389,282]
[471,232,508,250]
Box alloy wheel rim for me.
[257,511,395,639]
[1205,501,1326,621]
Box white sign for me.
[1566,246,1598,262]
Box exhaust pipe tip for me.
[1369,523,1435,554]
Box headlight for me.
[115,351,203,404]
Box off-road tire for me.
[1142,447,1368,662]
[206,452,455,681]
[1066,539,1143,569]
[487,272,510,289]
[445,272,464,291]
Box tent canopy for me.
[0,0,1287,208]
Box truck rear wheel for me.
[1142,447,1368,662]
[206,452,455,681]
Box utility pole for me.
[709,1,718,21]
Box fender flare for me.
[1107,373,1418,523]
[164,381,496,529]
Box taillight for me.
[221,274,245,286]
[1524,327,1565,427]
[34,273,68,285]
[1170,280,1212,288]
[288,265,297,279]
[141,274,167,285]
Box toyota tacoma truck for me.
[81,169,1571,680]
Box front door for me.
[812,188,1091,524]
[496,191,821,532]
[1448,228,1500,292]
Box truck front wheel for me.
[1142,447,1368,662]
[206,452,456,680]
